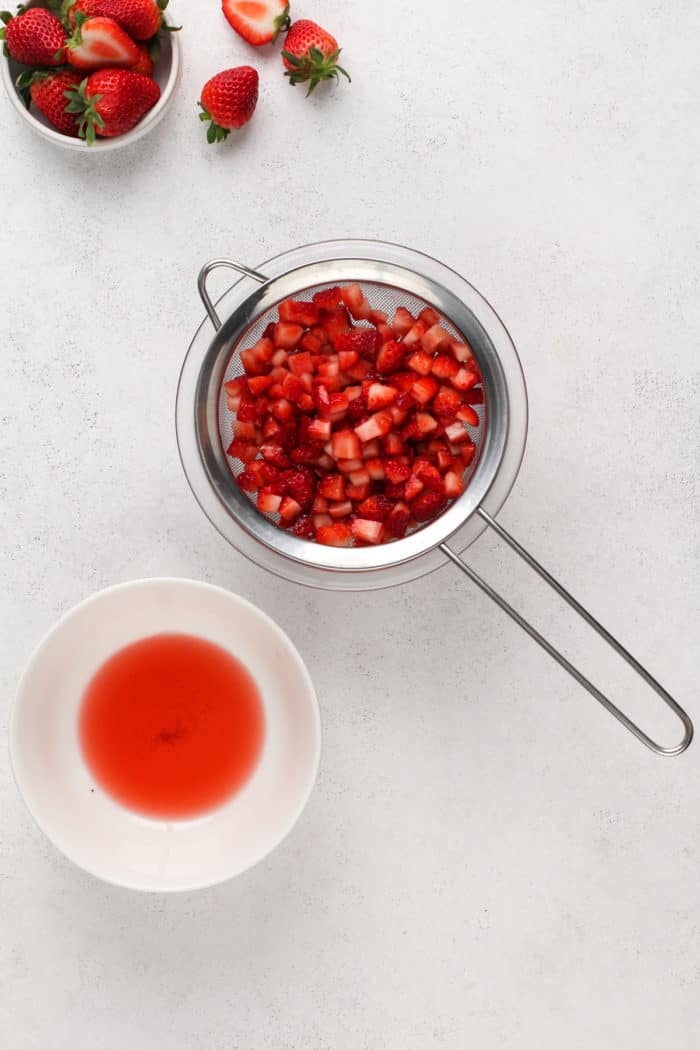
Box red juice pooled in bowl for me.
[79,633,265,819]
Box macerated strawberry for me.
[366,383,397,410]
[257,490,283,513]
[408,350,433,376]
[392,307,414,337]
[279,299,319,326]
[405,474,425,502]
[383,431,405,455]
[463,387,485,405]
[333,328,381,361]
[421,324,451,354]
[432,386,462,420]
[351,518,384,545]
[444,421,470,444]
[319,474,345,501]
[403,320,428,346]
[411,375,440,405]
[451,366,479,391]
[376,339,405,375]
[419,307,440,328]
[413,459,446,495]
[279,495,303,523]
[332,430,361,460]
[320,306,352,342]
[432,354,459,379]
[341,285,371,320]
[412,491,447,522]
[449,339,474,362]
[388,501,411,538]
[274,322,304,349]
[444,471,464,498]
[383,458,411,484]
[358,495,394,522]
[354,411,393,443]
[457,404,480,427]
[292,514,316,538]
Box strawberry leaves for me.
[198,102,230,145]
[63,75,104,145]
[281,46,350,96]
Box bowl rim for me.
[9,577,322,892]
[0,13,182,153]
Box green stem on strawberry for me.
[281,46,351,96]
[63,75,104,145]
[198,103,231,145]
[272,3,290,44]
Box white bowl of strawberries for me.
[1,0,181,150]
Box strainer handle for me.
[441,509,693,756]
[198,259,269,330]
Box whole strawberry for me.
[198,67,258,144]
[282,19,350,95]
[64,68,161,143]
[66,0,170,42]
[26,69,84,137]
[0,8,66,67]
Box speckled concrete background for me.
[1,1,699,1047]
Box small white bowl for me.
[10,579,321,892]
[0,4,181,152]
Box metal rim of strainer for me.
[177,239,529,580]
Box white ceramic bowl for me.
[0,4,181,152]
[10,579,321,891]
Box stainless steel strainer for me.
[176,239,693,756]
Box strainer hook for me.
[198,259,269,331]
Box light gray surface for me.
[1,1,699,1047]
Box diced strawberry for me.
[365,457,385,480]
[358,495,394,522]
[411,375,440,404]
[315,452,336,472]
[332,429,361,460]
[351,518,384,545]
[375,339,405,375]
[432,386,462,420]
[236,469,257,491]
[240,347,267,375]
[289,445,315,466]
[392,307,415,337]
[387,504,411,538]
[405,474,425,502]
[361,438,381,459]
[382,432,404,456]
[345,481,371,500]
[274,323,304,350]
[413,459,446,494]
[307,418,332,443]
[449,339,474,363]
[313,512,333,529]
[421,324,451,354]
[257,490,283,513]
[271,349,288,368]
[292,514,316,539]
[233,420,257,441]
[338,349,359,370]
[345,358,373,381]
[444,421,469,444]
[366,383,397,410]
[457,404,480,427]
[278,299,319,327]
[460,443,476,468]
[297,393,314,413]
[444,471,464,498]
[247,375,273,395]
[320,474,346,501]
[451,367,479,391]
[227,440,258,463]
[317,357,340,378]
[319,307,352,342]
[402,320,428,347]
[342,284,371,320]
[369,309,388,325]
[432,354,459,379]
[383,457,411,483]
[377,322,394,342]
[262,417,281,439]
[289,351,314,377]
[224,377,248,397]
[349,467,370,486]
[416,412,438,435]
[337,457,364,473]
[333,328,381,361]
[262,322,277,341]
[260,444,291,468]
[271,398,295,422]
[463,387,485,405]
[390,401,410,426]
[436,449,455,473]
[328,500,353,519]
[281,467,316,508]
[312,494,329,513]
[279,496,303,523]
[408,351,433,376]
[354,411,393,442]
[419,307,441,328]
[412,491,448,522]
[385,480,406,499]
[316,522,353,546]
[312,286,343,308]
[300,332,323,355]
[281,373,305,404]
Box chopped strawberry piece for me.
[236,469,257,491]
[436,449,455,473]
[317,357,340,377]
[260,444,291,468]
[411,375,440,404]
[383,431,405,455]
[404,474,425,502]
[313,512,332,529]
[431,354,459,379]
[312,494,329,512]
[457,404,480,427]
[376,339,405,375]
[412,491,448,522]
[444,471,464,498]
[341,284,371,320]
[463,387,485,405]
[338,348,359,369]
[282,373,305,403]
[451,366,479,391]
[313,286,343,308]
[369,309,388,325]
[274,323,304,350]
[383,457,411,483]
[421,324,451,354]
[227,440,258,463]
[281,467,316,508]
[332,429,361,460]
[376,322,394,342]
[460,443,476,467]
[316,522,353,546]
[328,500,353,519]
[419,307,441,328]
[365,457,385,480]
[392,307,414,337]
[366,382,398,410]
[257,490,283,514]
[388,501,411,537]
[271,398,295,422]
[432,386,462,420]
[358,495,394,522]
[292,514,316,539]
[384,480,407,500]
[444,421,469,444]
[416,412,438,435]
[402,320,428,347]
[337,457,364,473]
[289,351,314,377]
[351,518,384,545]
[361,438,381,459]
[279,496,303,523]
[307,418,332,443]
[345,481,371,501]
[333,328,381,361]
[278,299,319,327]
[413,459,446,495]
[247,375,274,395]
[345,358,373,381]
[300,332,324,355]
[354,411,393,442]
[408,351,433,376]
[319,307,352,342]
[319,474,346,501]
[449,339,474,363]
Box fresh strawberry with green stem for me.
[16,68,83,136]
[64,68,160,143]
[282,19,350,95]
[64,0,172,42]
[198,66,258,144]
[222,0,290,46]
[65,13,141,70]
[0,7,66,66]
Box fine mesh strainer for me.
[176,239,693,757]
